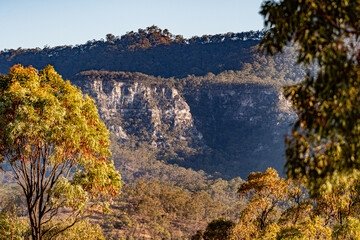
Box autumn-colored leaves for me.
[231,168,360,239]
[0,65,121,240]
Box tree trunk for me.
[31,227,42,240]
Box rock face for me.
[76,79,204,152]
[73,76,295,178]
[182,85,294,177]
[184,85,294,146]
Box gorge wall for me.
[182,85,294,177]
[73,74,295,179]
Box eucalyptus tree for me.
[233,168,288,239]
[260,0,360,193]
[0,65,122,240]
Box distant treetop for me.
[0,25,266,54]
[0,26,272,79]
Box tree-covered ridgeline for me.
[0,27,274,79]
[73,44,304,89]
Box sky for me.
[0,0,265,50]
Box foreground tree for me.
[232,168,288,239]
[260,0,360,193]
[0,65,122,240]
[232,169,332,239]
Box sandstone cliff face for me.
[73,76,294,178]
[76,79,204,152]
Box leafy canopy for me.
[0,65,122,239]
[233,168,288,239]
[260,0,360,193]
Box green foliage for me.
[0,211,29,240]
[275,216,331,240]
[332,217,360,239]
[227,168,360,239]
[232,168,288,239]
[0,65,122,239]
[260,0,360,194]
[0,26,307,182]
[0,179,30,240]
[44,219,105,240]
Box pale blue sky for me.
[0,0,265,50]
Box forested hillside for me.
[0,26,303,81]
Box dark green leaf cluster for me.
[260,0,360,194]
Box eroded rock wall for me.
[73,76,295,178]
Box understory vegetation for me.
[3,166,360,239]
